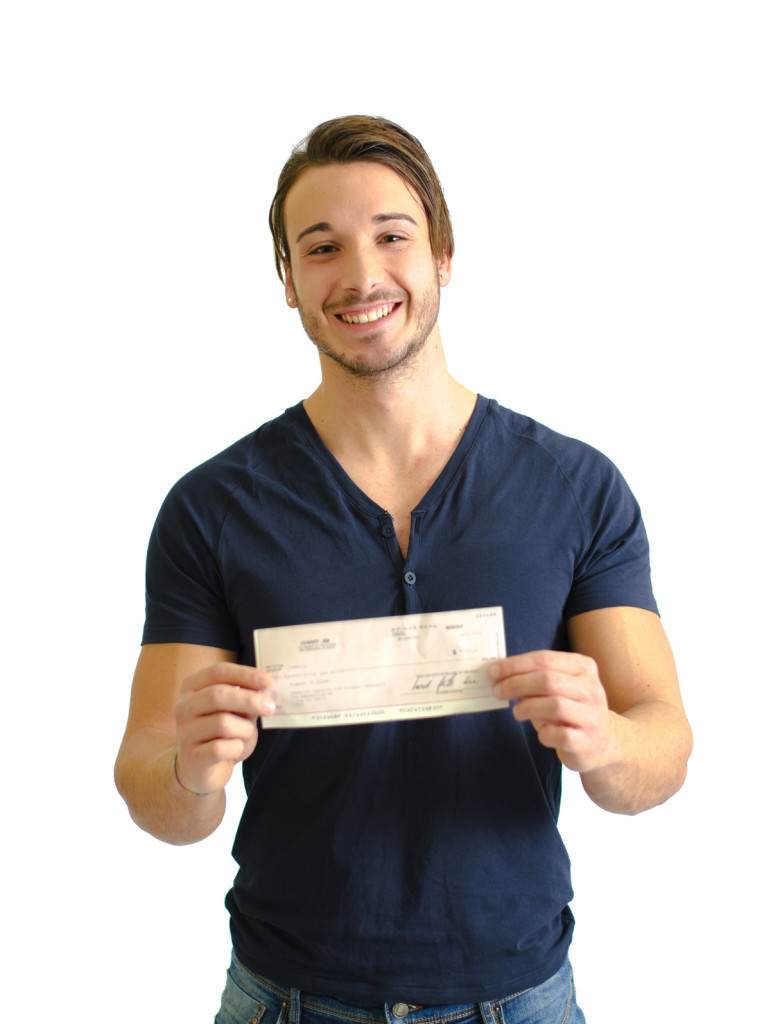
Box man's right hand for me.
[115,644,274,844]
[173,662,276,796]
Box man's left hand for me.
[488,651,616,774]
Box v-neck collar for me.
[290,395,490,516]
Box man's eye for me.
[307,244,337,256]
[381,234,404,243]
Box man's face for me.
[283,161,450,379]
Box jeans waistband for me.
[233,959,532,1024]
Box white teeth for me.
[340,304,394,324]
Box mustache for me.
[324,292,405,314]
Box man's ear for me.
[437,251,452,286]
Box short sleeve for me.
[562,452,658,619]
[141,475,240,650]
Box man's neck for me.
[302,330,476,467]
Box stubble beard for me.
[294,275,441,382]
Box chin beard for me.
[312,328,430,379]
[295,281,441,381]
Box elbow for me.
[669,716,694,799]
[630,735,693,816]
[638,722,694,814]
[113,749,131,807]
[582,717,694,816]
[683,718,695,765]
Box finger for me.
[194,735,258,768]
[494,668,595,704]
[182,662,273,695]
[176,736,255,795]
[535,723,582,754]
[176,716,261,794]
[489,650,591,682]
[512,695,583,728]
[533,723,606,774]
[180,706,262,746]
[177,682,275,722]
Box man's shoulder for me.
[162,404,305,511]
[483,398,617,481]
[185,404,302,478]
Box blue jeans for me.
[214,955,585,1024]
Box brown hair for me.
[268,115,454,283]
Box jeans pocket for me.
[215,956,287,1024]
[495,959,583,1024]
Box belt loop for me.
[289,987,301,1024]
[478,1001,499,1024]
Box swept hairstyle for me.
[268,115,454,283]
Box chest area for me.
[336,461,447,560]
[225,470,577,618]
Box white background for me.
[2,2,761,1020]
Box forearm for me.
[579,699,693,815]
[114,729,226,845]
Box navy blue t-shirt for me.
[143,396,658,1002]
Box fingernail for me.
[262,698,276,715]
[487,664,500,680]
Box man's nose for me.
[340,245,384,294]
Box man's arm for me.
[489,607,692,815]
[114,643,275,845]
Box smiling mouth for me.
[337,303,398,325]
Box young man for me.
[115,116,692,1023]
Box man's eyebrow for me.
[372,213,418,227]
[296,222,332,244]
[295,212,418,245]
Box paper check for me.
[255,606,507,728]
